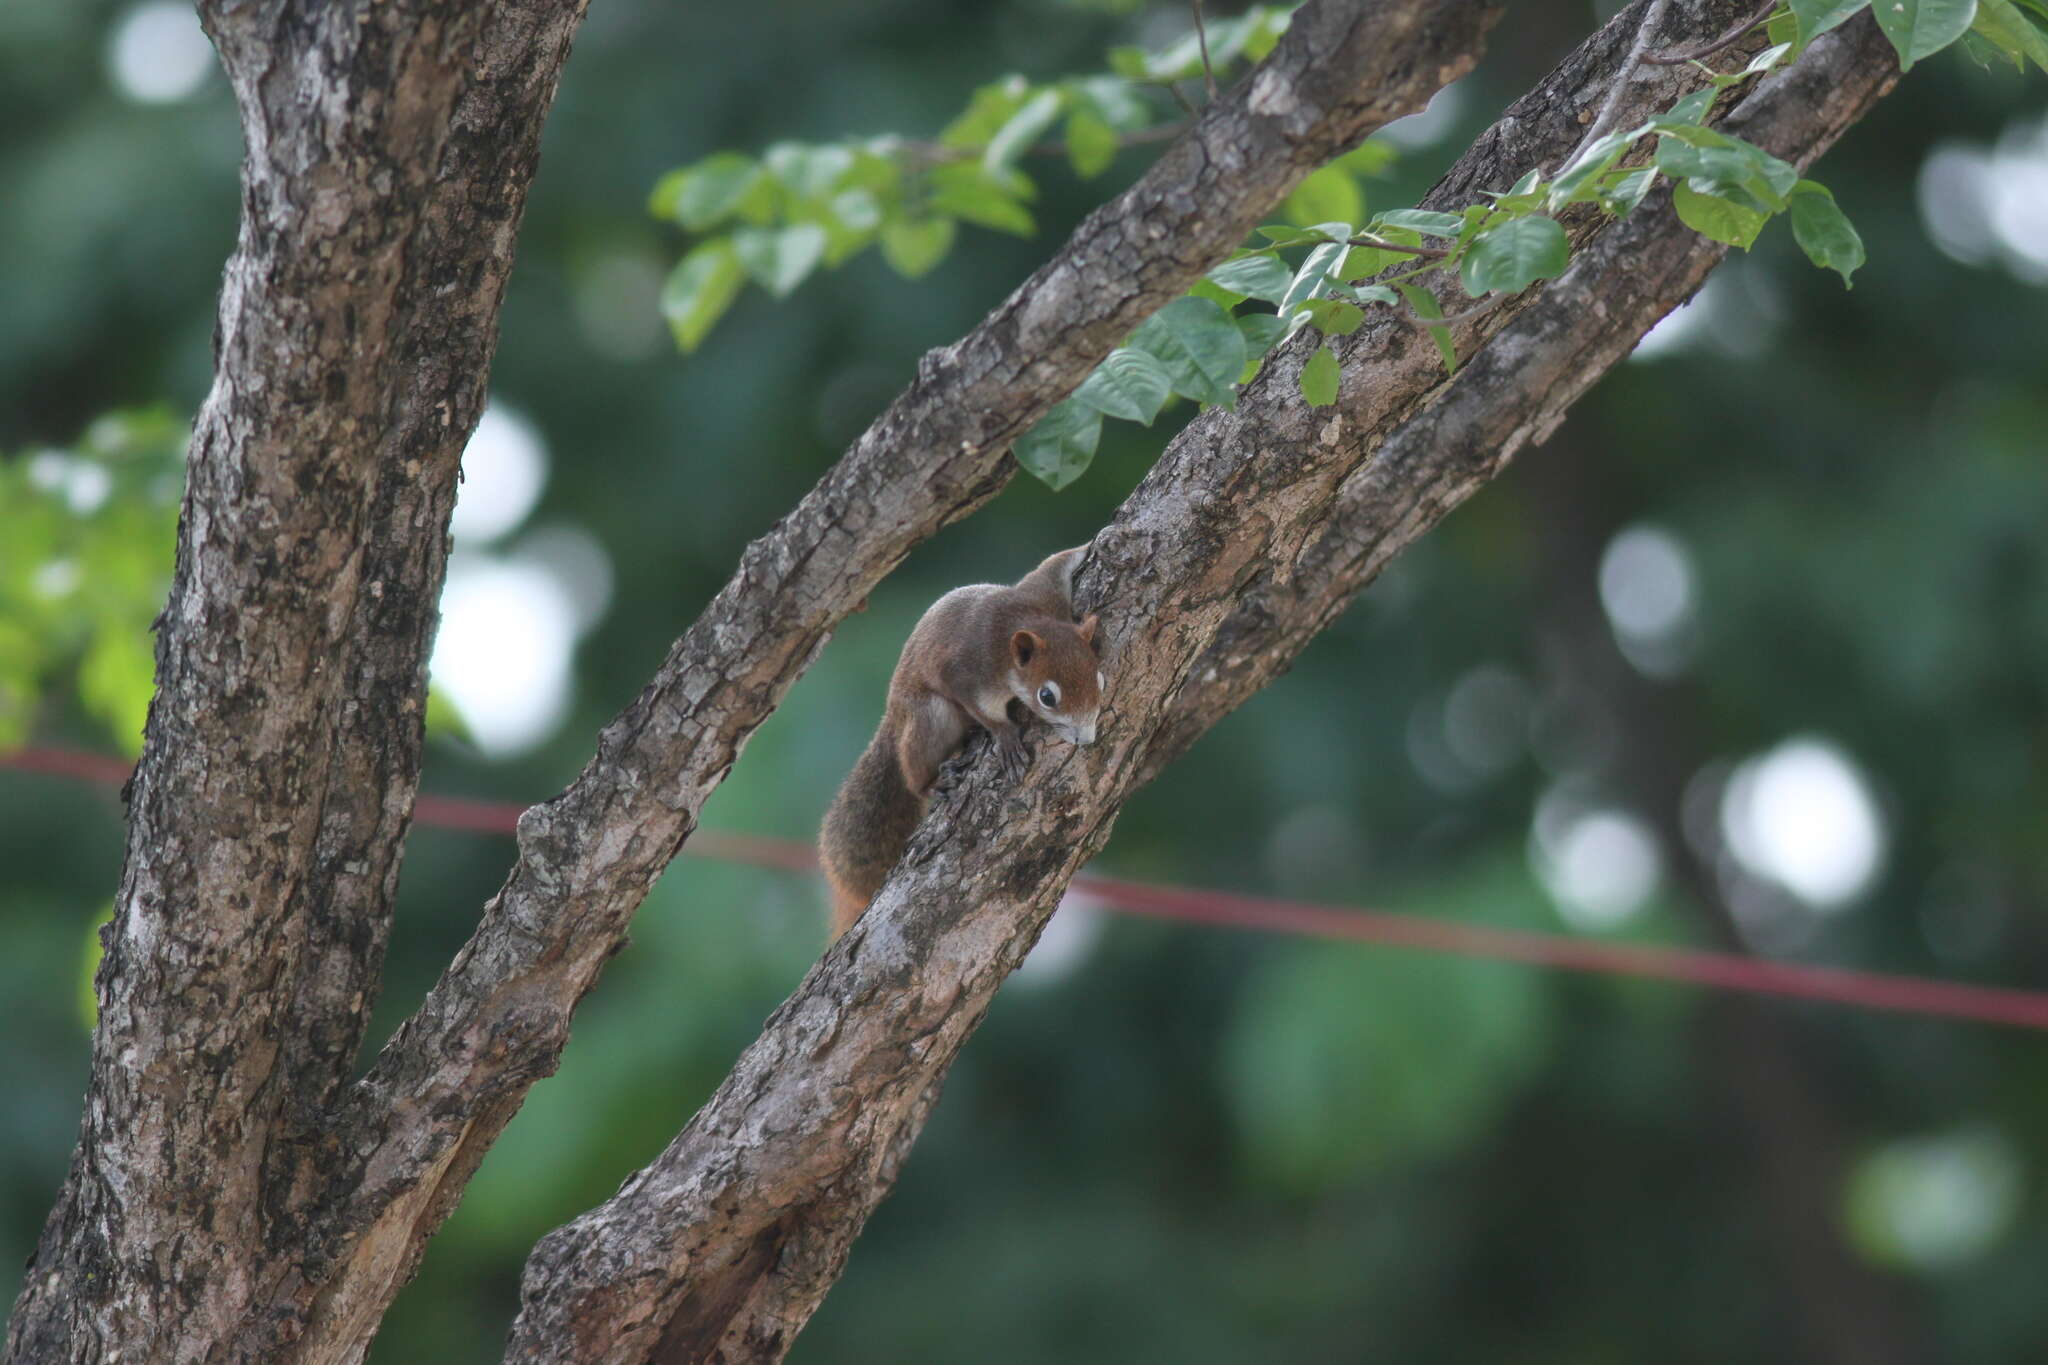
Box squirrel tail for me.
[819,734,926,939]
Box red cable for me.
[9,746,2048,1032]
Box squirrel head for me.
[1009,614,1103,746]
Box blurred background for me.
[5,1,2048,1360]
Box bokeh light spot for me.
[108,3,215,105]
[452,404,548,544]
[1720,737,1885,910]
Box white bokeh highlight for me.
[1015,891,1106,987]
[431,557,581,758]
[452,404,548,544]
[1851,1128,2023,1271]
[1599,524,1699,676]
[1378,82,1466,150]
[1919,116,2048,283]
[1531,785,1662,930]
[430,404,616,758]
[108,3,215,104]
[1720,737,1885,910]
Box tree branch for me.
[302,0,1498,1346]
[502,11,1902,1361]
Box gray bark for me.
[507,9,1902,1362]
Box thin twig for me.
[1193,0,1219,99]
[1557,0,1675,174]
[1345,234,1453,261]
[1643,0,1776,65]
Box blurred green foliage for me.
[4,1,2048,1361]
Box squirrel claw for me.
[996,731,1029,779]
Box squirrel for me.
[819,546,1105,938]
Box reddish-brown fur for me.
[819,548,1105,938]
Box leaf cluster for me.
[650,5,1313,352]
[0,411,184,754]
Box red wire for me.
[9,745,2048,1032]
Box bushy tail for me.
[819,736,926,938]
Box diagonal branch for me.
[301,0,1498,1344]
[505,11,1900,1361]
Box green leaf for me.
[1975,0,2048,66]
[1281,165,1366,233]
[1791,0,1874,49]
[1373,208,1464,238]
[1874,0,1979,68]
[1256,222,1350,247]
[1206,252,1294,305]
[1672,182,1768,248]
[819,189,882,265]
[1739,40,1796,75]
[1788,180,1866,285]
[985,88,1064,172]
[1128,296,1248,408]
[1235,312,1288,358]
[658,153,766,231]
[1351,283,1399,306]
[1299,342,1340,407]
[879,216,955,279]
[1072,346,1175,425]
[1106,45,1150,79]
[1599,167,1658,217]
[1339,245,1394,279]
[765,143,854,201]
[1396,283,1457,375]
[942,76,1030,148]
[1064,108,1119,178]
[1012,398,1102,490]
[660,239,746,351]
[1459,215,1569,297]
[1663,87,1719,123]
[1295,298,1365,336]
[1278,241,1350,314]
[733,224,828,298]
[1188,278,1245,309]
[928,163,1036,235]
[1654,129,1798,214]
[1241,5,1290,60]
[1548,129,1637,210]
[1768,7,1801,45]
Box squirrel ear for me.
[1076,613,1099,647]
[1012,629,1043,666]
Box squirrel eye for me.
[1038,684,1059,708]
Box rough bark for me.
[6,1,591,1361]
[507,11,1902,1362]
[8,1,1495,1361]
[323,0,1494,1343]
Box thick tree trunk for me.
[5,0,592,1359]
[508,12,1903,1361]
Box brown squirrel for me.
[819,546,1105,938]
